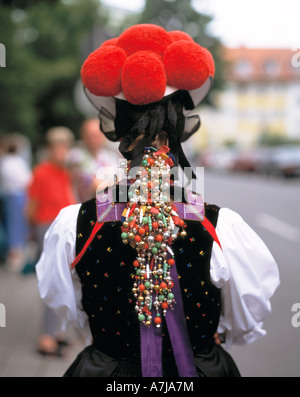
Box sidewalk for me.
[0,266,85,377]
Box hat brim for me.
[83,76,213,142]
[84,76,213,116]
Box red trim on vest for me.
[71,222,104,269]
[201,217,222,251]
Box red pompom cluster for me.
[81,24,215,106]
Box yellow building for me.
[195,47,300,149]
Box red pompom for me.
[121,51,167,105]
[163,40,210,90]
[80,24,215,105]
[201,47,215,77]
[81,45,127,97]
[117,24,174,57]
[168,30,194,42]
[101,37,118,47]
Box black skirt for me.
[63,344,241,377]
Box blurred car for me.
[198,147,239,171]
[230,147,269,173]
[260,145,300,178]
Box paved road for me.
[0,268,85,377]
[0,170,299,377]
[204,170,300,377]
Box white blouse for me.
[36,204,280,349]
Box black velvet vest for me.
[75,197,221,374]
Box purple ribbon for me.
[139,259,197,377]
[96,186,205,223]
[165,259,197,377]
[140,315,163,377]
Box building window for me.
[263,59,280,76]
[234,59,253,78]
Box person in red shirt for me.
[27,128,76,225]
[27,126,77,356]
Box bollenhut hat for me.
[80,24,215,170]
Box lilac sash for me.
[140,313,163,377]
[140,257,197,377]
[165,258,198,377]
[96,190,204,223]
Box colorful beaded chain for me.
[121,146,187,327]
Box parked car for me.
[258,145,300,178]
[198,147,239,171]
[230,148,266,172]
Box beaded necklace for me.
[120,145,187,327]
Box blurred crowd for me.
[0,118,119,356]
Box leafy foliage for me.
[0,0,104,142]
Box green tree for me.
[0,0,106,143]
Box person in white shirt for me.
[0,140,31,271]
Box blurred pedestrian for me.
[0,136,31,271]
[27,126,77,356]
[68,118,119,202]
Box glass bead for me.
[144,281,151,289]
[138,314,145,322]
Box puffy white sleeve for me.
[210,208,280,349]
[36,204,91,339]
